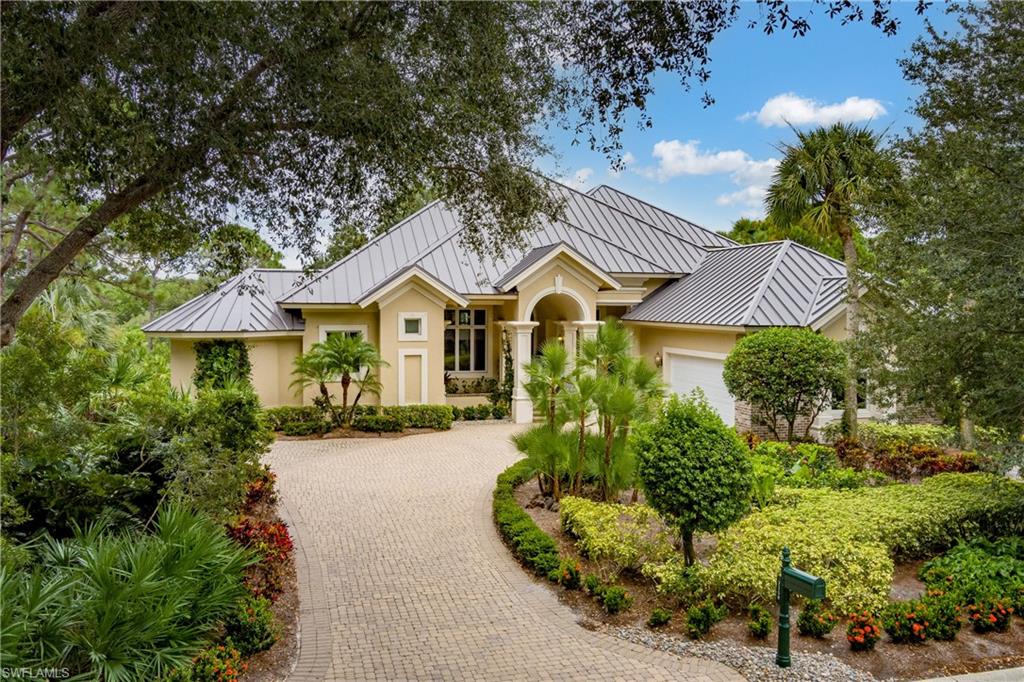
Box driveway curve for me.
[266,422,743,682]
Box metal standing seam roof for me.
[142,269,305,334]
[587,185,738,248]
[622,241,846,327]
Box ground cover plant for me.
[919,537,1024,606]
[702,473,1024,613]
[559,496,673,578]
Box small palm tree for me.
[577,318,631,378]
[557,372,600,495]
[316,333,388,426]
[290,350,341,426]
[524,340,571,432]
[766,123,886,438]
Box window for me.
[444,308,487,372]
[831,374,869,410]
[398,312,427,341]
[319,324,367,343]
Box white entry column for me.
[508,321,539,424]
[575,320,602,343]
[559,321,578,369]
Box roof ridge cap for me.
[741,242,789,326]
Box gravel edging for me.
[614,626,881,682]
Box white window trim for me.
[444,308,489,374]
[398,349,428,405]
[318,324,369,343]
[398,312,427,342]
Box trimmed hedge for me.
[352,414,404,433]
[380,404,453,430]
[493,460,560,576]
[263,406,326,432]
[264,404,453,432]
[704,473,1024,613]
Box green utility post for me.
[776,546,826,669]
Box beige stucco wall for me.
[299,308,381,406]
[626,323,740,373]
[514,256,599,322]
[376,286,446,405]
[819,312,848,341]
[168,336,303,407]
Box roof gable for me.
[494,242,621,292]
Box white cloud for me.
[740,93,887,127]
[639,139,778,212]
[560,167,594,190]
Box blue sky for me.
[539,2,959,234]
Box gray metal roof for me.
[143,269,305,334]
[622,241,846,327]
[587,185,737,248]
[804,276,847,326]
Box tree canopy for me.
[862,2,1024,435]
[1,1,923,345]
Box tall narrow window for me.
[444,308,488,372]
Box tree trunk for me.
[340,374,351,427]
[841,228,860,440]
[318,381,341,431]
[959,412,976,450]
[602,415,613,501]
[574,412,587,495]
[681,528,696,566]
[786,418,795,443]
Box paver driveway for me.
[266,422,743,682]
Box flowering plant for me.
[190,643,248,682]
[967,599,1013,633]
[846,611,881,651]
[882,599,930,643]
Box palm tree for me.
[290,350,341,427]
[316,333,388,426]
[557,372,600,495]
[524,340,571,432]
[766,123,886,439]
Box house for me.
[144,182,866,429]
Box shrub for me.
[749,452,783,508]
[179,643,248,682]
[922,593,962,641]
[747,604,773,640]
[491,404,509,420]
[493,460,560,577]
[686,600,726,639]
[647,607,673,628]
[557,559,582,590]
[919,536,1024,604]
[475,404,493,420]
[1,504,251,680]
[262,406,325,431]
[601,585,632,614]
[846,611,882,651]
[244,466,278,511]
[834,438,872,470]
[641,558,706,604]
[559,496,673,577]
[193,339,252,389]
[797,600,839,638]
[723,327,845,441]
[280,420,324,436]
[224,595,279,656]
[382,404,453,430]
[882,599,930,643]
[226,516,294,601]
[451,406,463,420]
[583,573,604,597]
[633,393,752,565]
[967,599,1013,633]
[705,474,1024,613]
[352,413,404,433]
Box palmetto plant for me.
[557,372,600,495]
[0,503,251,681]
[524,340,571,432]
[767,123,887,438]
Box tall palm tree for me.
[316,333,388,426]
[766,123,886,439]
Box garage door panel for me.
[667,353,735,426]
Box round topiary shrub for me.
[633,393,752,565]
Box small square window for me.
[398,313,427,341]
[404,317,421,335]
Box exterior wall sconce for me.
[654,351,662,368]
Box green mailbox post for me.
[776,547,826,668]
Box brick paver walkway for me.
[266,422,744,682]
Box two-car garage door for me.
[666,352,735,426]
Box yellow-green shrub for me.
[704,473,1024,614]
[560,496,673,578]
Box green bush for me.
[797,599,839,638]
[922,593,962,641]
[352,413,404,433]
[493,460,560,577]
[601,585,632,614]
[881,599,929,643]
[263,406,326,432]
[747,604,773,640]
[193,339,252,389]
[557,559,582,590]
[559,496,673,577]
[583,573,604,596]
[491,404,509,420]
[0,504,251,680]
[846,611,882,651]
[633,393,752,565]
[723,327,845,441]
[168,642,247,682]
[381,404,453,430]
[224,595,279,656]
[451,406,463,420]
[280,420,326,436]
[705,474,1024,613]
[641,557,706,604]
[967,599,1013,633]
[685,600,726,639]
[647,607,673,628]
[919,536,1024,604]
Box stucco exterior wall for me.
[299,308,381,406]
[626,323,739,369]
[376,287,446,405]
[820,313,847,341]
[168,336,303,407]
[514,257,599,322]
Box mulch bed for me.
[513,479,1024,681]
